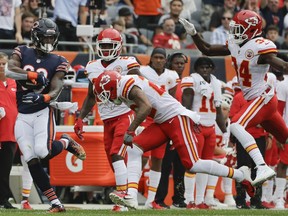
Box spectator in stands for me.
[0,52,18,209]
[265,25,281,49]
[132,0,163,30]
[201,0,224,31]
[111,19,129,54]
[260,0,287,35]
[53,0,88,51]
[25,0,54,18]
[209,0,240,32]
[21,11,37,41]
[158,0,187,43]
[0,0,23,49]
[280,31,288,49]
[118,7,152,53]
[153,18,181,49]
[210,10,233,45]
[161,0,197,22]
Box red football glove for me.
[74,118,85,140]
[123,130,135,147]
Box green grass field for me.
[0,209,286,216]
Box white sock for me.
[127,145,143,200]
[205,175,218,199]
[112,160,127,192]
[195,173,208,204]
[184,172,195,203]
[223,177,233,195]
[190,159,244,182]
[274,177,286,199]
[230,123,265,165]
[21,155,33,198]
[145,170,161,205]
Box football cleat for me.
[61,134,86,160]
[47,204,66,213]
[223,195,236,207]
[109,191,138,210]
[186,201,196,209]
[21,200,33,210]
[111,205,128,211]
[195,202,210,209]
[145,201,165,210]
[252,165,276,186]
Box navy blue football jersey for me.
[13,45,69,114]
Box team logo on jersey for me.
[113,65,123,73]
[245,49,254,59]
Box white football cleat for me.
[252,165,276,186]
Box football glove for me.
[179,18,197,36]
[27,71,49,87]
[22,93,50,104]
[124,130,135,147]
[74,118,85,140]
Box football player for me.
[93,70,255,210]
[5,18,86,213]
[73,28,140,211]
[179,9,288,186]
[138,48,180,209]
[181,57,228,209]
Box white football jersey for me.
[85,56,140,120]
[140,65,179,91]
[181,73,222,126]
[228,37,277,100]
[276,75,288,126]
[117,75,197,124]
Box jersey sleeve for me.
[181,75,195,91]
[56,56,69,74]
[120,76,137,99]
[121,56,140,72]
[256,38,277,55]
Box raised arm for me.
[127,86,152,132]
[258,52,288,74]
[179,18,231,56]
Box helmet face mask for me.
[228,10,262,45]
[96,28,123,61]
[31,18,59,53]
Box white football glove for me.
[0,107,6,120]
[179,18,197,36]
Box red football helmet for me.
[96,28,123,61]
[93,70,121,106]
[229,10,262,44]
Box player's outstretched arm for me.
[259,52,288,74]
[179,18,230,56]
[78,81,96,120]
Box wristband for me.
[43,94,51,103]
[27,71,38,80]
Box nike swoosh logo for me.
[35,96,40,101]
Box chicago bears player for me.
[93,70,255,210]
[74,28,140,211]
[5,18,86,213]
[179,9,288,186]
